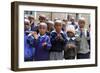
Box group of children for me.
[24,14,90,61]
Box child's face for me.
[24,23,30,31]
[54,23,62,33]
[39,25,47,35]
[30,18,34,23]
[70,19,75,23]
[67,32,74,37]
[63,20,68,24]
[39,18,45,22]
[47,23,54,29]
[78,21,85,28]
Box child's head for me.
[66,25,75,37]
[70,17,75,23]
[38,22,47,35]
[39,14,46,22]
[54,18,60,22]
[24,19,30,31]
[54,20,62,33]
[78,17,85,28]
[28,15,34,23]
[63,18,68,24]
[47,20,54,30]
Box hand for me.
[42,42,47,47]
[32,32,38,40]
[68,44,76,48]
[56,34,62,40]
[59,36,63,40]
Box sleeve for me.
[27,36,34,47]
[75,38,80,51]
[45,36,52,50]
[50,32,57,44]
[60,33,67,45]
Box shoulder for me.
[61,31,66,36]
[44,35,50,41]
[50,30,56,35]
[45,35,50,38]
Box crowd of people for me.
[24,14,90,61]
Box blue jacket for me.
[24,33,35,61]
[31,23,38,32]
[34,34,51,61]
[50,30,66,52]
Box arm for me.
[50,32,58,44]
[42,36,52,50]
[27,36,34,47]
[59,33,67,45]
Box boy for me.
[28,15,38,31]
[70,17,79,29]
[64,25,79,59]
[50,20,66,60]
[36,14,47,33]
[38,14,46,23]
[32,22,51,61]
[24,19,35,61]
[62,18,68,31]
[46,20,54,36]
[77,17,90,59]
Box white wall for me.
[0,0,99,73]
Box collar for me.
[79,28,87,31]
[38,33,46,38]
[52,30,64,34]
[67,37,76,41]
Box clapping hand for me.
[42,42,47,47]
[67,44,76,48]
[56,34,63,40]
[32,31,38,40]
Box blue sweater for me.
[50,30,66,52]
[34,34,51,61]
[24,33,35,61]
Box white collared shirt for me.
[52,30,64,34]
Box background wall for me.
[0,0,99,73]
[24,11,90,28]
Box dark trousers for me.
[77,52,90,59]
[65,56,75,59]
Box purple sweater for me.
[34,34,51,61]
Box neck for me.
[40,33,45,36]
[56,30,61,33]
[80,27,84,30]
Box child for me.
[64,25,79,59]
[77,17,90,59]
[46,20,54,36]
[62,18,68,31]
[32,22,51,61]
[28,15,38,31]
[70,17,79,30]
[50,20,66,60]
[24,19,35,61]
[36,15,47,33]
[38,14,46,23]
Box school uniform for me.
[70,22,79,30]
[64,37,78,59]
[50,30,66,60]
[24,32,35,61]
[34,34,51,61]
[46,28,54,36]
[31,23,38,32]
[77,28,90,59]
